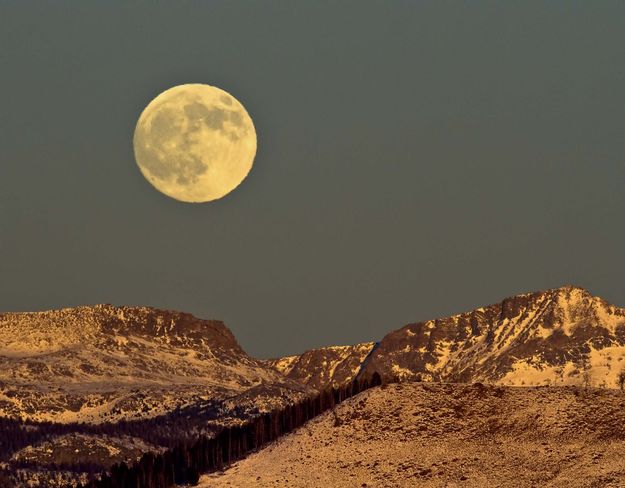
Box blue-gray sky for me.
[0,2,623,358]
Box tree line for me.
[0,397,232,463]
[79,372,384,488]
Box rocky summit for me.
[360,286,625,387]
[270,286,625,389]
[0,304,305,423]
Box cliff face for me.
[0,305,304,423]
[0,304,243,358]
[361,286,625,387]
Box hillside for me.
[0,304,306,423]
[2,286,625,486]
[200,382,625,487]
[0,305,314,487]
[269,286,625,389]
[361,286,625,386]
[265,342,375,389]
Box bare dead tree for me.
[581,357,592,389]
[617,368,625,391]
[330,407,342,427]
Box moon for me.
[133,84,257,202]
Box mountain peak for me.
[509,285,592,303]
[552,284,589,292]
[547,284,594,299]
[0,304,241,358]
[0,304,291,423]
[361,286,625,387]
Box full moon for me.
[133,84,257,202]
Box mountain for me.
[199,382,625,487]
[265,342,375,389]
[0,304,307,423]
[360,286,625,387]
[3,286,625,486]
[4,286,622,424]
[267,286,625,389]
[0,304,315,487]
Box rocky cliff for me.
[0,304,305,423]
[265,342,375,389]
[360,286,625,387]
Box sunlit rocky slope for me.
[200,382,625,487]
[3,286,622,425]
[271,286,625,390]
[1,285,624,487]
[0,304,307,423]
[265,342,375,389]
[361,286,625,387]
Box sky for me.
[0,2,623,358]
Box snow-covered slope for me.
[200,382,625,487]
[2,287,623,424]
[263,287,625,390]
[265,342,375,389]
[0,304,303,423]
[355,286,625,387]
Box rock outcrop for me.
[361,286,625,387]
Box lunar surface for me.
[133,84,257,202]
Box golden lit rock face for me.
[0,305,301,423]
[361,286,625,387]
[133,84,257,202]
[265,342,376,389]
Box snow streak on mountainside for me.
[361,286,625,387]
[265,343,375,389]
[0,305,304,423]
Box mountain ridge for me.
[360,285,625,387]
[264,342,375,389]
[2,285,624,486]
[0,304,241,357]
[2,285,624,422]
[261,286,625,391]
[0,304,306,423]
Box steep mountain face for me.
[0,304,305,423]
[361,286,625,387]
[265,342,375,389]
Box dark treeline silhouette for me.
[0,373,390,487]
[11,458,103,474]
[0,396,239,463]
[0,467,14,486]
[79,372,384,488]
